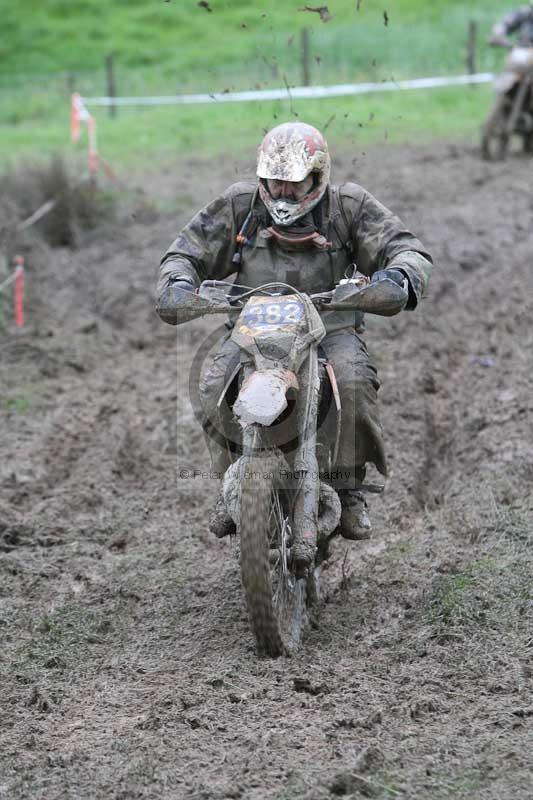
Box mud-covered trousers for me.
[197,328,387,491]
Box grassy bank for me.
[0,0,509,80]
[0,0,508,169]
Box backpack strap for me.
[328,184,354,259]
[231,187,263,266]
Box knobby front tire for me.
[238,453,318,657]
[239,454,285,657]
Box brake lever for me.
[200,284,252,316]
[311,291,334,306]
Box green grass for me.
[3,394,32,414]
[425,544,532,637]
[426,570,479,629]
[0,84,494,174]
[0,1,512,168]
[422,769,483,799]
[12,601,123,679]
[0,0,509,79]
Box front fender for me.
[494,71,520,94]
[233,368,298,427]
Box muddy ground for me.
[0,142,532,800]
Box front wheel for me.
[522,130,533,154]
[238,452,319,656]
[481,95,510,161]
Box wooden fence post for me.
[301,28,311,86]
[66,72,75,95]
[467,20,477,82]
[105,53,117,117]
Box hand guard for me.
[156,278,210,325]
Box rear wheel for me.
[238,451,319,656]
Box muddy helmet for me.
[257,121,331,226]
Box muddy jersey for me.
[492,6,533,44]
[157,182,432,329]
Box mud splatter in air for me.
[299,5,333,23]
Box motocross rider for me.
[489,4,533,47]
[156,122,432,540]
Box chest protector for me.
[234,187,362,333]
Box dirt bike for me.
[481,45,533,160]
[176,274,408,656]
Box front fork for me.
[240,346,321,576]
[288,344,321,576]
[506,76,531,135]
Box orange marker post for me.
[87,116,99,175]
[13,255,25,328]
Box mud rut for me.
[1,144,532,799]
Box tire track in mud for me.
[410,312,471,512]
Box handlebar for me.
[195,277,408,318]
[199,279,336,310]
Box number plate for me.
[237,295,304,335]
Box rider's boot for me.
[338,489,372,540]
[291,539,316,579]
[208,492,236,538]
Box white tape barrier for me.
[15,175,94,235]
[81,72,495,108]
[17,199,56,232]
[0,272,16,293]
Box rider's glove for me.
[156,277,196,324]
[371,268,407,288]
